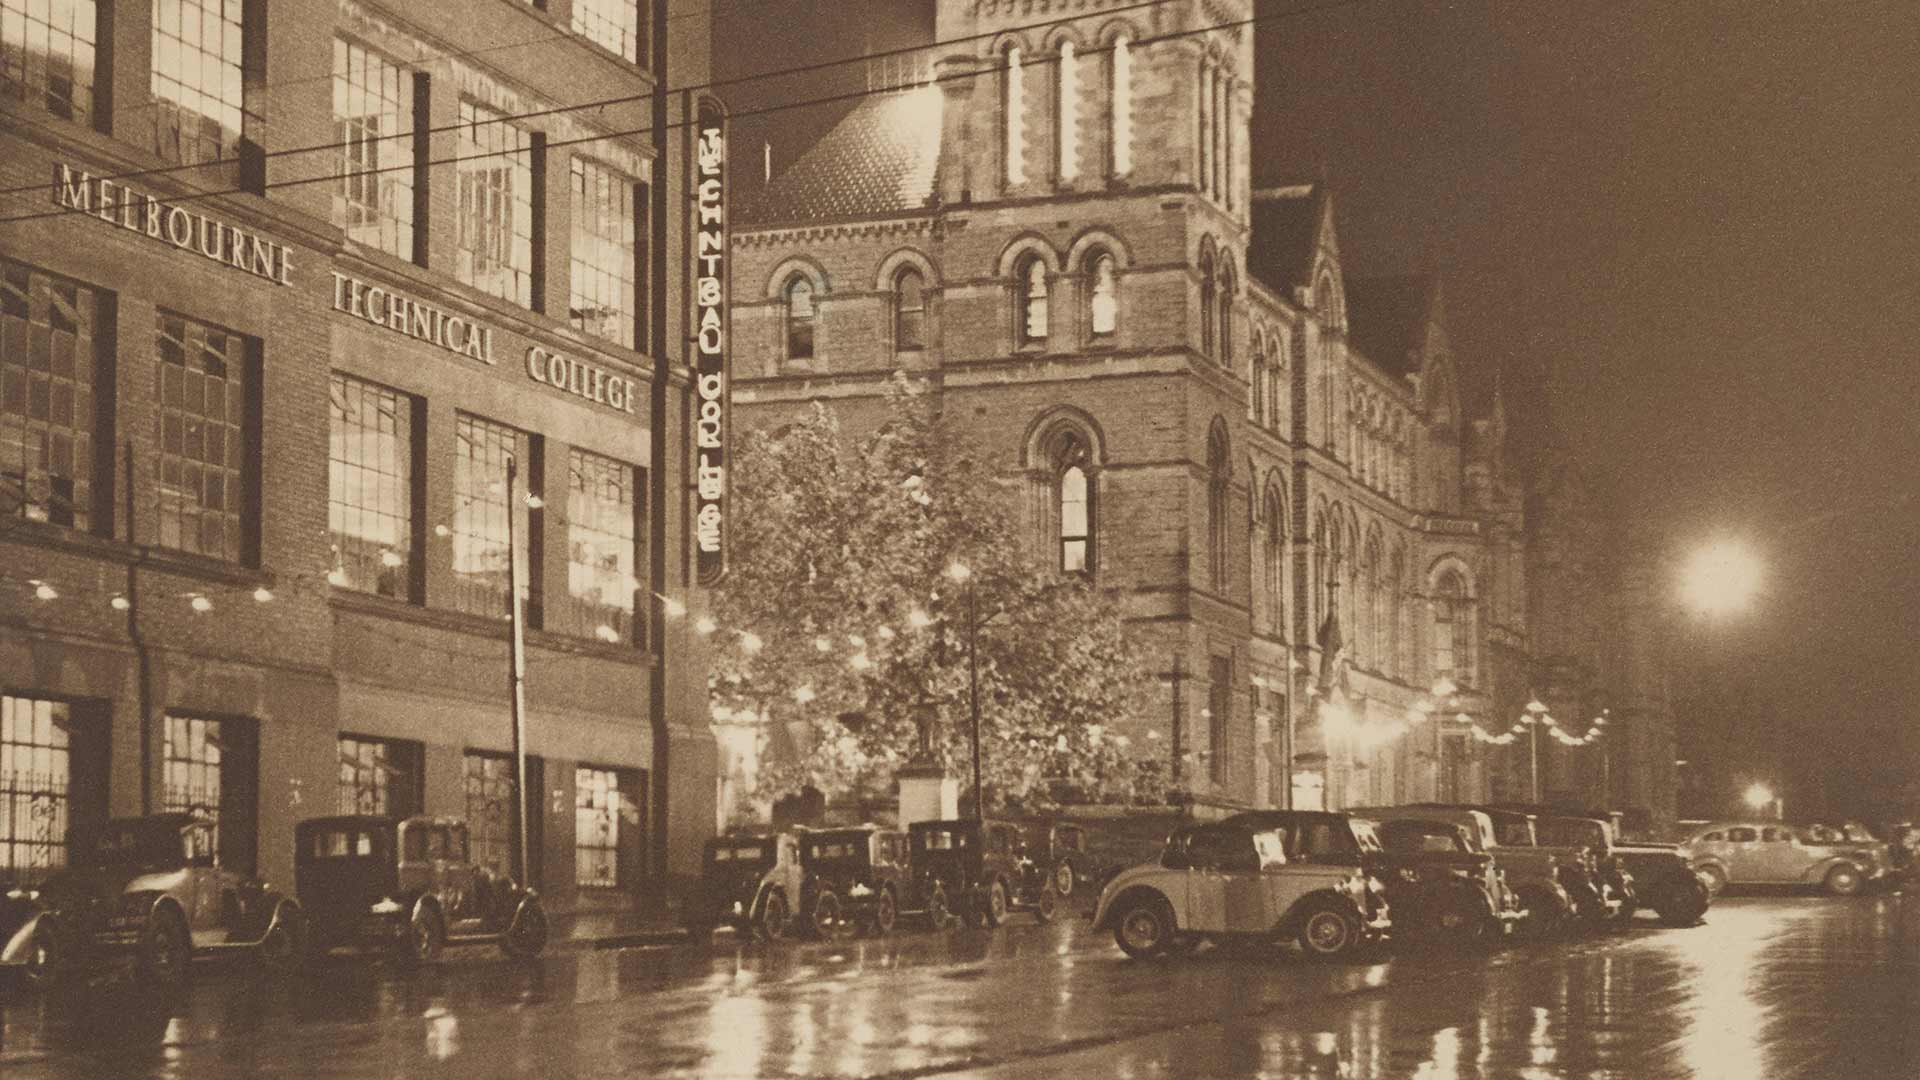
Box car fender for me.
[1276,888,1367,937]
[262,896,304,942]
[1802,856,1867,885]
[1514,878,1573,915]
[1093,884,1179,932]
[1,908,50,965]
[410,892,444,928]
[505,891,544,936]
[1691,856,1730,881]
[750,880,785,923]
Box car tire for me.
[870,888,898,936]
[1297,903,1361,962]
[400,903,445,965]
[1034,885,1057,923]
[1825,864,1864,896]
[257,909,305,974]
[1653,877,1711,926]
[502,899,549,958]
[926,884,957,931]
[1696,863,1728,896]
[138,908,192,990]
[980,880,1009,928]
[1054,862,1076,898]
[810,890,843,938]
[1112,896,1174,959]
[759,890,790,942]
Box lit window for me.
[784,276,815,361]
[1060,463,1089,573]
[1,259,103,531]
[456,101,535,307]
[0,694,72,885]
[1003,46,1025,185]
[464,752,518,877]
[560,448,642,645]
[337,735,421,817]
[1109,34,1131,175]
[150,0,245,167]
[571,0,641,64]
[1056,41,1078,180]
[1088,253,1117,337]
[154,312,252,562]
[1018,258,1049,344]
[328,373,415,600]
[1432,570,1475,686]
[332,39,414,260]
[575,766,626,888]
[0,0,97,124]
[451,413,538,620]
[569,158,638,348]
[161,712,255,863]
[893,267,926,350]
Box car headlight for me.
[370,897,403,915]
[849,883,873,898]
[1398,867,1419,883]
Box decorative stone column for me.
[897,762,958,826]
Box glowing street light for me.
[1680,538,1763,616]
[1743,782,1778,819]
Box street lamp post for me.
[505,456,533,884]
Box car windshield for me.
[1802,825,1843,844]
[1492,819,1536,846]
[1347,819,1383,854]
[71,822,182,868]
[1379,820,1467,854]
[1542,819,1607,849]
[917,828,968,852]
[712,842,769,863]
[308,828,379,858]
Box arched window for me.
[1198,62,1214,194]
[1357,539,1378,670]
[1386,548,1405,677]
[1038,424,1096,574]
[1059,462,1090,573]
[1018,256,1049,344]
[1207,427,1230,590]
[1217,261,1235,368]
[1431,569,1476,687]
[1311,511,1329,626]
[1250,338,1267,423]
[784,276,815,361]
[1109,34,1132,175]
[1264,485,1287,639]
[1056,41,1079,180]
[893,267,926,351]
[1003,46,1026,185]
[1088,251,1118,337]
[1198,248,1217,357]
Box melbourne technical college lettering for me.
[54,164,292,285]
[693,109,729,583]
[526,346,636,413]
[331,271,495,365]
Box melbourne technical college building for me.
[0,0,725,912]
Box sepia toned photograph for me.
[0,1,1913,1076]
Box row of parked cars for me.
[1675,819,1904,895]
[1,812,548,992]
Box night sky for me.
[1252,0,1920,815]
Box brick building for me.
[0,0,719,910]
[718,0,1675,824]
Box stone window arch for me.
[1027,411,1105,576]
[782,274,816,362]
[1430,565,1476,688]
[892,265,927,352]
[1263,479,1288,639]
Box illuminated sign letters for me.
[694,107,728,584]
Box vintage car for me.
[1092,821,1389,961]
[1681,822,1886,895]
[1360,815,1525,945]
[1501,808,1640,928]
[794,827,919,937]
[294,815,547,961]
[1811,822,1897,881]
[1029,821,1093,900]
[1,814,305,989]
[1472,806,1621,928]
[908,818,1057,928]
[687,831,791,939]
[1375,805,1574,939]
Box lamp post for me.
[948,561,984,822]
[1524,697,1549,802]
[504,456,533,885]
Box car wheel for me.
[257,910,305,974]
[810,890,844,938]
[1653,878,1711,926]
[138,909,192,990]
[1696,864,1728,896]
[1112,896,1174,959]
[759,891,790,942]
[1825,864,1864,896]
[400,904,445,965]
[926,884,957,931]
[502,899,549,958]
[871,888,899,936]
[1297,904,1360,962]
[983,880,1009,928]
[1054,862,1076,898]
[1034,885,1057,923]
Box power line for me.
[0,0,1180,202]
[0,0,1371,228]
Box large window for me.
[1264,486,1286,637]
[1431,569,1475,687]
[452,413,539,620]
[328,374,416,600]
[337,735,422,817]
[559,448,641,644]
[1088,252,1117,338]
[1017,257,1048,345]
[572,0,640,63]
[1002,46,1025,186]
[154,311,253,562]
[0,0,96,123]
[151,0,246,167]
[569,158,637,348]
[332,38,414,260]
[456,101,535,307]
[783,276,815,361]
[1217,261,1235,367]
[1108,33,1131,176]
[1,695,70,885]
[1055,41,1078,181]
[892,267,926,351]
[2,259,104,531]
[161,713,256,872]
[575,765,631,888]
[464,751,519,877]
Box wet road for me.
[1,891,1912,1079]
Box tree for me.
[710,378,1154,812]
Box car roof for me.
[1221,810,1352,827]
[297,814,397,832]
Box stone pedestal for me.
[897,762,958,826]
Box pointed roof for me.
[1249,182,1331,297]
[1344,275,1436,378]
[736,86,944,227]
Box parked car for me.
[687,831,790,940]
[908,818,1057,928]
[793,827,916,937]
[1358,814,1524,946]
[1,814,305,990]
[1028,821,1093,900]
[1473,806,1620,927]
[1503,808,1640,928]
[294,815,546,962]
[1371,805,1573,939]
[1091,821,1389,961]
[1682,822,1886,895]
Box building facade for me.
[0,0,719,909]
[720,0,1674,825]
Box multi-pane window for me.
[452,413,537,620]
[571,0,640,63]
[1059,463,1089,574]
[560,448,641,644]
[456,101,535,307]
[0,0,96,123]
[337,735,420,816]
[783,276,815,361]
[575,766,621,888]
[0,694,70,886]
[2,259,102,531]
[1055,41,1078,181]
[151,0,246,167]
[893,267,926,351]
[1088,252,1117,337]
[332,39,414,260]
[1018,258,1048,344]
[1002,46,1024,186]
[155,312,251,562]
[1431,570,1475,686]
[161,712,221,836]
[1109,34,1131,175]
[464,752,517,876]
[328,374,415,600]
[569,158,637,348]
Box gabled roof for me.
[736,86,943,227]
[1344,275,1435,378]
[1249,182,1329,297]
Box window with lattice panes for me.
[451,413,539,620]
[575,766,623,888]
[559,448,641,644]
[569,158,638,348]
[150,0,246,167]
[571,0,642,63]
[332,38,414,260]
[328,373,417,600]
[1,258,105,532]
[0,695,71,886]
[154,311,253,562]
[464,752,517,876]
[456,100,535,307]
[336,735,421,817]
[0,0,97,124]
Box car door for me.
[1722,827,1762,881]
[441,823,480,925]
[1179,828,1234,932]
[1753,827,1801,883]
